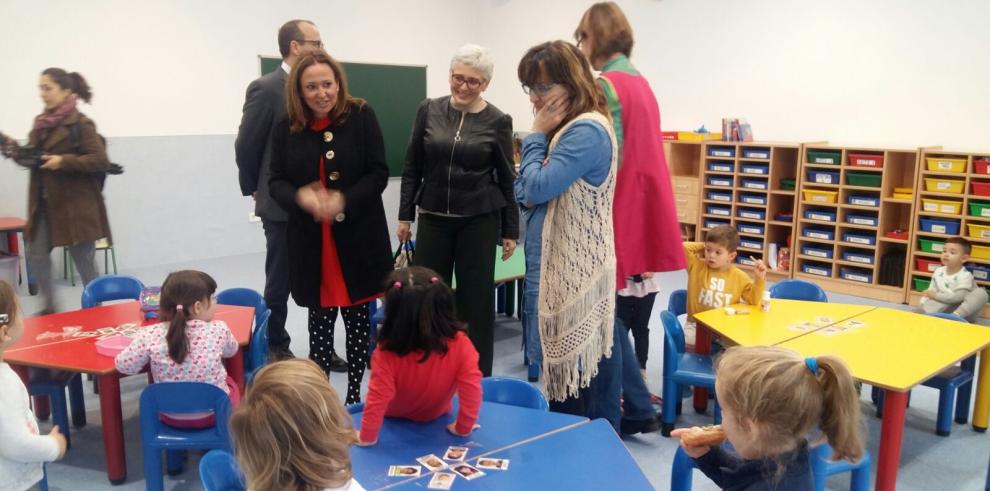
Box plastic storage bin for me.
[846,172,882,187]
[920,218,961,235]
[842,251,874,265]
[802,261,832,277]
[738,193,767,205]
[801,245,833,259]
[707,191,733,202]
[737,223,765,235]
[803,227,835,241]
[0,255,17,292]
[922,199,963,215]
[780,178,796,190]
[969,264,990,281]
[740,163,769,175]
[708,146,735,157]
[804,190,838,204]
[736,256,758,266]
[975,158,990,175]
[706,205,731,217]
[707,176,733,187]
[926,157,967,173]
[847,195,880,207]
[972,181,990,196]
[846,214,878,227]
[807,170,840,185]
[740,238,763,250]
[804,209,837,222]
[737,208,766,220]
[969,201,990,217]
[704,219,730,229]
[841,267,873,284]
[842,232,877,246]
[742,148,770,159]
[968,224,990,239]
[707,161,734,173]
[741,178,768,190]
[847,153,884,168]
[924,178,965,194]
[807,150,841,165]
[913,277,931,292]
[918,238,945,253]
[916,258,941,273]
[974,245,990,260]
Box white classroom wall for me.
[1,0,988,272]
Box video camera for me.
[0,131,45,169]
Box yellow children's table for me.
[700,302,990,491]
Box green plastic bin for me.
[918,238,945,254]
[847,172,882,187]
[780,178,796,191]
[970,201,990,218]
[807,150,841,165]
[913,277,931,292]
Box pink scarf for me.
[33,94,78,133]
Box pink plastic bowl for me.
[95,335,134,357]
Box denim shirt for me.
[514,120,612,263]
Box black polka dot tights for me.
[307,304,370,405]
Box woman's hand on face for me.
[40,154,63,170]
[501,239,516,260]
[531,94,570,135]
[397,222,412,242]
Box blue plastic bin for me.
[803,228,835,241]
[738,193,767,205]
[740,239,763,250]
[848,195,880,207]
[802,261,831,277]
[708,176,733,187]
[708,146,736,158]
[840,267,873,284]
[804,209,837,222]
[741,178,768,190]
[742,148,770,159]
[842,251,875,265]
[737,223,765,235]
[968,264,990,281]
[807,170,840,185]
[846,214,879,227]
[707,161,734,173]
[737,208,766,220]
[707,191,733,202]
[704,219,730,229]
[842,232,877,246]
[920,218,961,235]
[706,206,731,217]
[740,164,769,175]
[801,245,833,259]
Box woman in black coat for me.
[269,51,392,404]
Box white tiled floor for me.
[14,253,990,490]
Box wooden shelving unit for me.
[794,145,919,303]
[907,149,990,316]
[698,141,800,280]
[665,140,704,241]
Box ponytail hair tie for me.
[430,276,439,284]
[393,281,403,289]
[0,313,8,325]
[805,357,818,374]
[175,305,183,311]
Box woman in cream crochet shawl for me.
[514,41,617,411]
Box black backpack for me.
[67,122,123,190]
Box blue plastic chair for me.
[985,451,990,491]
[810,443,871,491]
[199,449,245,491]
[39,464,49,491]
[667,289,687,317]
[140,382,232,491]
[769,279,828,302]
[670,445,696,491]
[481,376,549,411]
[873,312,975,436]
[80,274,145,308]
[28,370,86,448]
[216,287,267,332]
[246,310,271,374]
[346,402,365,414]
[660,311,719,436]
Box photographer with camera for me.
[0,68,111,314]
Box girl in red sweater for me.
[356,267,483,445]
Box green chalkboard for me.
[261,56,426,177]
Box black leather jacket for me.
[399,96,519,239]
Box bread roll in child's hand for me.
[671,425,725,458]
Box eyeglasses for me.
[521,83,558,95]
[297,39,324,49]
[450,73,484,90]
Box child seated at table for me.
[115,270,239,427]
[0,280,67,491]
[914,237,988,322]
[683,225,768,347]
[356,266,482,446]
[230,359,364,491]
[672,346,865,490]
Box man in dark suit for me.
[235,19,344,370]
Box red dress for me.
[311,117,379,308]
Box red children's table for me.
[4,301,253,484]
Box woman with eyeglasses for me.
[514,40,617,414]
[269,51,392,404]
[397,44,518,377]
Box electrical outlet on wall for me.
[248,212,261,223]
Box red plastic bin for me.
[661,131,678,141]
[915,258,941,273]
[975,158,990,175]
[848,153,884,168]
[972,181,990,196]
